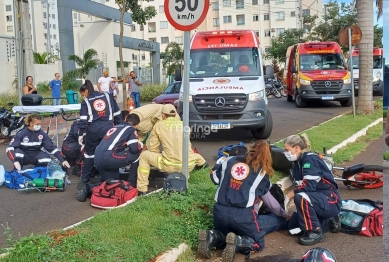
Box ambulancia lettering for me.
[197,86,244,91]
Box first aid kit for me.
[4,167,48,189]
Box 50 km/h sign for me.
[164,0,210,31]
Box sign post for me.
[164,0,209,184]
[339,25,362,119]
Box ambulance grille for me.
[193,94,247,112]
[311,80,343,90]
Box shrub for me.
[140,84,166,102]
[0,93,18,108]
[36,81,50,93]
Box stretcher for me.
[12,104,81,146]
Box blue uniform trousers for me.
[14,149,51,167]
[61,141,81,165]
[81,121,113,182]
[213,203,287,252]
[294,191,341,231]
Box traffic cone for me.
[128,97,135,112]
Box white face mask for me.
[284,151,298,162]
[33,125,41,131]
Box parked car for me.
[152,81,181,108]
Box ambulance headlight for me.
[179,92,192,102]
[300,79,311,85]
[343,77,351,84]
[373,71,381,82]
[249,91,264,101]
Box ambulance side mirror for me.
[291,65,297,73]
[174,68,182,82]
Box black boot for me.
[76,180,91,202]
[194,162,209,171]
[328,216,341,233]
[72,165,81,177]
[197,230,226,259]
[221,233,256,262]
[299,227,325,246]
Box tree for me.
[355,0,382,114]
[115,0,156,109]
[160,42,184,76]
[373,25,383,47]
[68,48,98,79]
[33,52,49,64]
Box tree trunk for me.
[356,0,374,114]
[119,7,127,109]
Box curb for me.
[155,243,189,262]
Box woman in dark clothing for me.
[23,76,38,95]
[197,140,290,262]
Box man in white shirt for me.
[97,70,121,93]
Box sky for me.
[323,0,386,60]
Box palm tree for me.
[356,0,382,114]
[68,48,98,79]
[33,52,49,64]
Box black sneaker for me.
[76,181,89,202]
[299,228,325,246]
[328,216,341,233]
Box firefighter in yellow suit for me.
[131,104,181,144]
[137,104,208,195]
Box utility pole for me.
[296,0,303,29]
[47,1,51,62]
[14,0,23,105]
[21,0,35,80]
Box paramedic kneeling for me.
[197,140,289,262]
[76,114,142,202]
[137,104,207,195]
[283,133,342,246]
[6,114,70,170]
[61,119,82,166]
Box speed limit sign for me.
[164,0,210,31]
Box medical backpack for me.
[163,172,187,194]
[4,167,48,189]
[217,142,248,158]
[91,179,138,209]
[340,199,383,237]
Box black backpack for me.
[258,184,285,214]
[163,173,187,194]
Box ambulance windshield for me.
[348,55,383,69]
[299,53,346,71]
[189,47,261,78]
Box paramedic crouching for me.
[76,114,142,202]
[283,134,342,246]
[61,120,83,172]
[6,114,70,170]
[137,104,207,195]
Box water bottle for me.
[0,165,5,186]
[339,211,362,227]
[339,211,352,226]
[348,212,363,226]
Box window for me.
[275,11,285,20]
[303,9,311,16]
[6,5,11,11]
[223,0,231,7]
[213,18,220,27]
[276,28,285,36]
[50,34,53,38]
[223,15,232,23]
[300,54,346,71]
[265,47,271,53]
[43,12,47,18]
[54,34,57,39]
[159,5,164,13]
[291,11,296,17]
[275,0,284,4]
[140,25,144,31]
[44,33,47,39]
[43,22,47,29]
[131,25,136,32]
[255,31,259,37]
[52,14,55,19]
[253,15,259,21]
[149,38,156,42]
[160,21,168,29]
[53,24,56,29]
[211,2,219,10]
[161,37,169,44]
[148,22,156,32]
[175,36,183,44]
[264,30,270,37]
[236,15,245,25]
[73,13,77,19]
[263,0,269,3]
[252,0,258,5]
[236,0,244,9]
[7,26,13,32]
[6,15,12,22]
[141,54,146,60]
[264,14,269,20]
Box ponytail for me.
[284,133,311,153]
[246,140,273,177]
[79,79,95,96]
[24,114,41,126]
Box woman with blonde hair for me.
[283,133,342,246]
[197,140,290,262]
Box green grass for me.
[383,151,389,161]
[176,248,198,262]
[383,110,387,118]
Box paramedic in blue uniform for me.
[78,80,121,184]
[283,133,342,246]
[61,119,82,166]
[76,113,142,202]
[197,140,290,262]
[6,114,70,170]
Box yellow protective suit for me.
[131,104,180,142]
[137,116,206,192]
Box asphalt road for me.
[201,138,383,262]
[0,97,380,252]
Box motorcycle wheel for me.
[342,165,383,189]
[273,89,282,98]
[280,87,287,97]
[0,124,9,138]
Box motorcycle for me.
[270,145,383,189]
[273,78,287,97]
[265,78,282,98]
[0,103,26,139]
